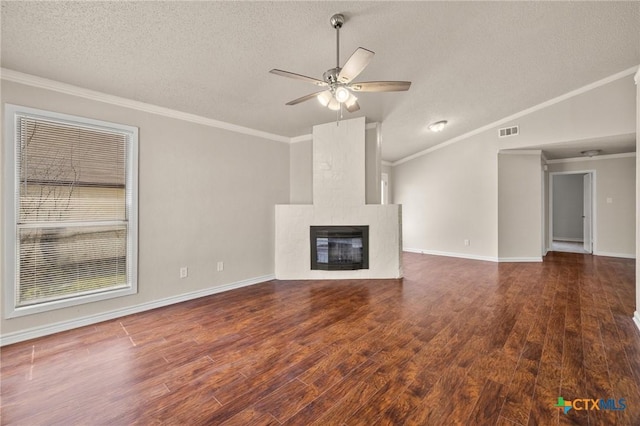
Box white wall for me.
[498,152,543,261]
[365,125,381,204]
[548,156,636,258]
[552,173,585,241]
[1,80,290,342]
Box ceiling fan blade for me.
[349,81,412,92]
[285,90,326,106]
[345,100,360,113]
[338,48,375,83]
[270,69,328,87]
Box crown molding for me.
[392,65,640,166]
[1,68,290,143]
[498,149,542,156]
[289,121,378,144]
[290,134,312,143]
[546,152,636,164]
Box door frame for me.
[548,170,596,254]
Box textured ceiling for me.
[2,1,639,162]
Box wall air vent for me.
[499,126,519,138]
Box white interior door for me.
[583,173,592,253]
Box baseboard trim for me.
[0,274,274,347]
[403,248,498,263]
[498,257,543,263]
[552,237,584,243]
[634,312,640,333]
[593,251,636,259]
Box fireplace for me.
[310,226,369,270]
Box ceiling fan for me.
[270,13,411,113]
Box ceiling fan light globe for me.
[334,86,350,103]
[318,91,332,107]
[345,93,358,108]
[327,98,341,111]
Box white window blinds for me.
[4,105,138,316]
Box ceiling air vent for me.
[499,126,519,138]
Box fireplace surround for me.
[310,226,369,270]
[274,117,402,279]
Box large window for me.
[3,105,138,317]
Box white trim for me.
[548,170,597,255]
[290,122,379,144]
[381,160,393,167]
[498,149,542,156]
[633,311,640,332]
[290,134,312,143]
[552,237,584,243]
[0,274,274,346]
[3,104,140,318]
[403,248,498,263]
[498,257,543,263]
[593,251,635,259]
[1,68,290,144]
[392,65,639,166]
[546,152,636,164]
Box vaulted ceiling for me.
[2,1,639,162]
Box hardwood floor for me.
[1,252,639,425]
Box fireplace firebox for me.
[310,226,369,270]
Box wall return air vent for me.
[499,125,519,138]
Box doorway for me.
[549,171,595,254]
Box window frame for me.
[3,104,138,318]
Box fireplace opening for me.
[310,226,369,270]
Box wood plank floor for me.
[1,252,639,425]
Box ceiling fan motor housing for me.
[323,68,341,84]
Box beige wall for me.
[381,163,393,204]
[392,71,635,263]
[498,152,543,260]
[1,80,290,340]
[393,130,500,260]
[548,156,635,257]
[289,140,312,204]
[498,75,636,151]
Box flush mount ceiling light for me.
[269,13,411,114]
[428,120,448,132]
[580,149,602,157]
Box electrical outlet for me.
[180,267,188,278]
[217,261,224,272]
[464,239,470,246]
